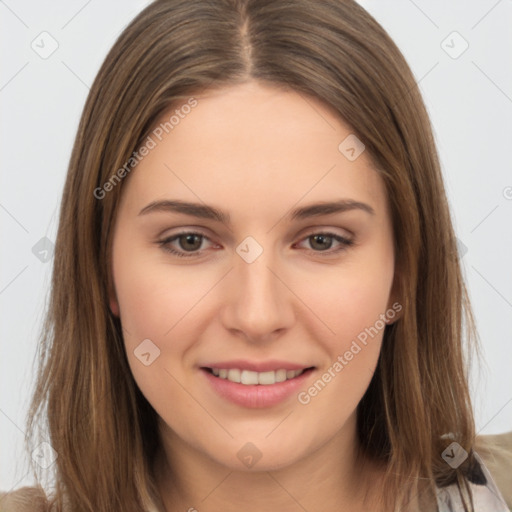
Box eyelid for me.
[157,226,355,259]
[298,225,354,240]
[157,225,353,242]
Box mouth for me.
[200,365,316,408]
[201,366,316,386]
[199,359,317,408]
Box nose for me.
[220,245,296,343]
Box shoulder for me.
[474,430,512,509]
[0,486,49,512]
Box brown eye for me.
[158,231,212,258]
[177,233,203,251]
[295,231,354,255]
[158,230,354,259]
[308,234,335,251]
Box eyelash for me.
[157,230,354,258]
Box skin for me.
[109,80,402,512]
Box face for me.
[109,80,399,472]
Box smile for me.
[206,367,309,385]
[201,366,316,408]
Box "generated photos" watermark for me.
[93,97,198,200]
[297,302,402,405]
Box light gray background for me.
[1,0,511,491]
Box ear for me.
[107,271,120,317]
[106,244,120,317]
[109,291,120,317]
[385,269,403,325]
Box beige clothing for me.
[1,431,511,511]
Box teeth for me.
[241,370,259,385]
[227,368,241,383]
[258,371,275,385]
[275,369,287,383]
[211,368,306,385]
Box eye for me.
[294,231,354,255]
[157,230,354,258]
[158,231,214,258]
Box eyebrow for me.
[138,198,375,224]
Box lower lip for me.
[201,368,315,408]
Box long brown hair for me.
[25,0,481,510]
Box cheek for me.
[113,245,213,345]
[111,245,224,401]
[293,245,394,405]
[112,253,203,408]
[296,279,388,420]
[297,257,394,351]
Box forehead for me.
[119,81,388,222]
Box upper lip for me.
[201,360,314,372]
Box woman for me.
[1,0,511,510]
